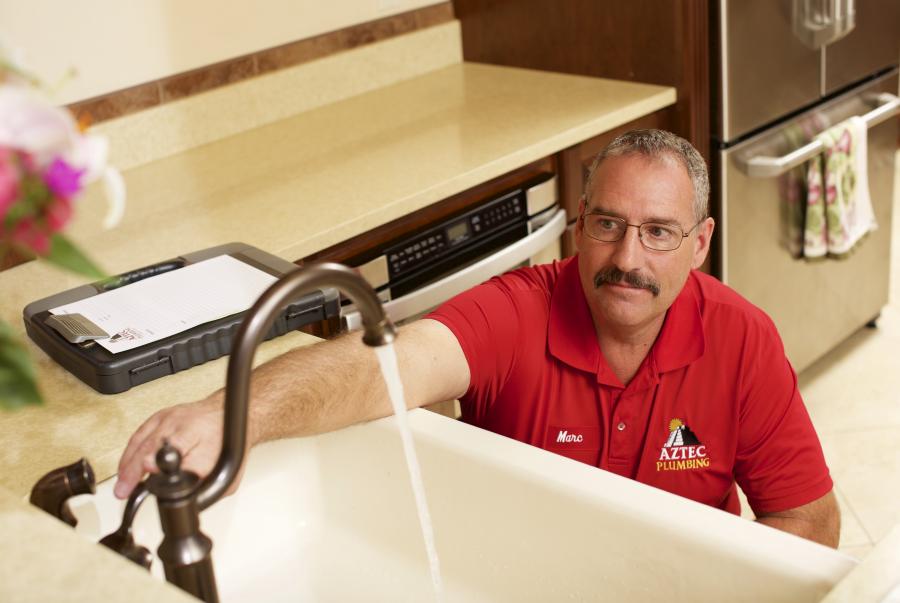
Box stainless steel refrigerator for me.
[713,0,900,372]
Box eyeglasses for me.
[580,211,703,251]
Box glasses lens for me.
[583,214,625,242]
[639,223,682,251]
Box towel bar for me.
[741,92,900,178]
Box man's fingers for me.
[114,428,165,498]
[117,412,162,477]
[114,401,221,499]
[114,412,189,498]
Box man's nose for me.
[609,224,644,272]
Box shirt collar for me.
[548,257,705,383]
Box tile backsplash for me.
[68,2,453,126]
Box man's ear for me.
[691,217,715,269]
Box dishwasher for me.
[341,173,563,329]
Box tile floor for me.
[757,152,900,559]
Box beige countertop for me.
[0,61,675,601]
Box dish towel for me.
[804,115,877,259]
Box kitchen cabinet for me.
[452,0,710,162]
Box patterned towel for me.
[804,116,877,259]
[779,116,827,258]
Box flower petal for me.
[101,166,126,229]
[0,86,79,166]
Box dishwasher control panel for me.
[385,189,527,279]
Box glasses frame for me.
[579,210,704,252]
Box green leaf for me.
[0,321,43,410]
[44,234,107,280]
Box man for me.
[115,130,839,546]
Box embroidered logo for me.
[655,418,710,472]
[556,430,584,444]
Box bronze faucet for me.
[98,481,153,569]
[29,262,395,602]
[145,262,396,602]
[29,458,95,526]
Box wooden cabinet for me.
[452,0,710,163]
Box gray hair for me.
[584,129,710,221]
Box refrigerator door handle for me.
[742,92,900,178]
[792,0,856,49]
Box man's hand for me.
[755,490,841,547]
[112,319,470,500]
[114,397,226,499]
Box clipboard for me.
[23,242,339,394]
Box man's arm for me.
[114,318,470,498]
[754,490,840,548]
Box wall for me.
[0,0,444,105]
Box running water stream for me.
[373,343,444,602]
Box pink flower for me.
[45,196,73,232]
[11,217,50,255]
[42,156,83,199]
[0,147,19,217]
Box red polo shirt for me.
[427,256,832,515]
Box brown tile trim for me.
[160,56,257,103]
[68,80,162,127]
[257,2,453,74]
[65,2,454,125]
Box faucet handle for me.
[29,458,96,527]
[99,481,153,570]
[146,440,199,499]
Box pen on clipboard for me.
[98,260,185,291]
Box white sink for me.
[70,409,856,602]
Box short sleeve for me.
[426,277,526,423]
[733,315,833,514]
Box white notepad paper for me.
[50,255,278,354]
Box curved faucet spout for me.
[196,262,395,510]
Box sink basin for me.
[70,409,855,602]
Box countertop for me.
[0,61,675,601]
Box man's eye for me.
[598,219,618,230]
[644,224,677,240]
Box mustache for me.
[593,267,661,297]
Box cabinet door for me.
[824,0,900,94]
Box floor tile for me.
[819,427,900,543]
[799,305,900,435]
[833,485,873,549]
